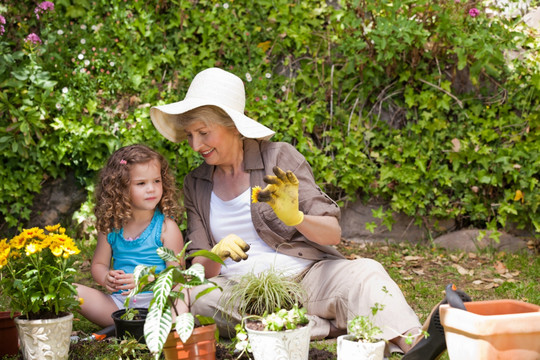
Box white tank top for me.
[210,188,314,278]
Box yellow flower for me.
[50,244,64,257]
[49,235,80,258]
[25,242,41,256]
[514,190,524,203]
[10,234,28,250]
[0,239,10,268]
[251,186,262,204]
[45,224,61,232]
[79,297,84,305]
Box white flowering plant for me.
[233,304,309,358]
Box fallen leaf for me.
[494,261,507,274]
[452,264,473,276]
[468,253,477,259]
[472,280,484,285]
[404,255,424,262]
[412,269,425,276]
[450,254,462,262]
[483,283,498,289]
[493,278,505,284]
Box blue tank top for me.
[108,210,166,293]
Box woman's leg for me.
[301,258,421,349]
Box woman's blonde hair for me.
[94,144,182,234]
[180,105,238,133]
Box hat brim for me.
[150,99,275,143]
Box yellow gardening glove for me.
[211,234,250,262]
[252,166,305,226]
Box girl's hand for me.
[115,272,135,295]
[104,269,124,292]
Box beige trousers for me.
[190,258,421,340]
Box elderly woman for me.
[150,67,457,359]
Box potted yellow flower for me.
[0,224,82,360]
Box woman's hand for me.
[212,234,250,262]
[254,166,304,226]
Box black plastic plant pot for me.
[111,307,148,344]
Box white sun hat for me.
[150,67,275,143]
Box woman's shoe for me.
[402,288,471,360]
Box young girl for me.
[76,144,184,327]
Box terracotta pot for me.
[336,335,385,360]
[245,321,312,360]
[14,312,73,360]
[162,323,217,360]
[0,311,20,356]
[440,299,540,360]
[111,307,148,344]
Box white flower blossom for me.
[80,24,87,30]
[57,29,64,35]
[78,53,84,60]
[223,3,229,9]
[84,59,90,66]
[265,72,272,78]
[80,38,86,44]
[245,72,252,82]
[109,61,115,67]
[62,87,68,94]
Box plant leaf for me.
[176,312,195,343]
[144,305,172,355]
[157,247,178,263]
[153,268,174,310]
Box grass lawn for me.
[4,237,538,359]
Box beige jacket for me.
[183,139,344,261]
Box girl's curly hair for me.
[94,144,182,234]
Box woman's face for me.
[184,120,241,166]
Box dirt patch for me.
[216,342,335,360]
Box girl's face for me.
[184,120,241,166]
[129,159,163,212]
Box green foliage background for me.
[1,0,539,237]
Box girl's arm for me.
[161,217,184,266]
[91,232,118,293]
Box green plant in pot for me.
[111,307,149,344]
[234,304,311,359]
[223,267,307,318]
[336,301,386,360]
[227,268,311,360]
[126,241,223,359]
[337,286,427,360]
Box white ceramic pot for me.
[14,312,73,360]
[246,321,312,360]
[337,335,385,360]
